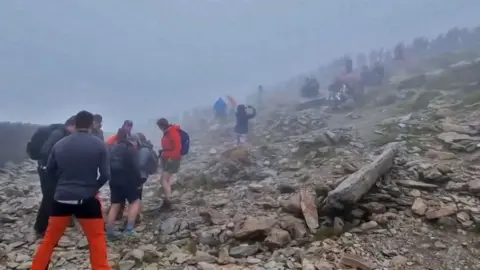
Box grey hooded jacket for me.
[137,140,154,179]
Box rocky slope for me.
[4,59,480,270]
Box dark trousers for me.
[34,167,57,235]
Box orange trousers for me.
[31,197,110,270]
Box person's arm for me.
[248,106,257,119]
[46,146,57,178]
[97,142,110,188]
[40,129,65,164]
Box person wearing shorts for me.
[162,157,181,174]
[157,118,182,211]
[106,132,142,239]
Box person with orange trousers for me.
[31,111,111,270]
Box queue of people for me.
[27,111,187,269]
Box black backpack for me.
[26,124,65,161]
[109,142,126,171]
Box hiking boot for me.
[107,230,122,241]
[159,199,172,212]
[124,229,138,238]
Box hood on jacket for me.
[140,140,154,149]
[214,98,227,111]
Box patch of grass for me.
[472,223,480,235]
[188,173,230,190]
[398,90,441,113]
[423,51,479,70]
[459,90,480,106]
[313,227,335,241]
[185,239,198,255]
[192,173,215,189]
[426,60,480,90]
[406,138,426,151]
[370,133,399,147]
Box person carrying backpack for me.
[213,98,227,124]
[27,116,76,238]
[106,130,143,239]
[235,104,256,146]
[156,118,189,211]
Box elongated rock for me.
[321,142,400,214]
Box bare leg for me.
[160,171,173,211]
[161,171,172,199]
[106,204,122,239]
[125,199,141,231]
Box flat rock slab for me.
[396,180,439,190]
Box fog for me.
[1,0,479,130]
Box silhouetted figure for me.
[394,43,404,61]
[345,56,353,73]
[300,77,320,98]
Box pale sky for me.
[1,0,479,129]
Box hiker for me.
[345,56,353,73]
[371,61,385,86]
[360,65,371,86]
[234,104,256,146]
[28,116,76,238]
[257,85,264,110]
[156,118,183,211]
[105,120,134,220]
[106,120,133,145]
[213,98,227,123]
[92,114,104,141]
[106,131,143,239]
[300,77,320,98]
[394,43,404,61]
[356,53,367,69]
[31,110,110,270]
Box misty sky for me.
[1,0,479,130]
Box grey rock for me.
[229,243,260,258]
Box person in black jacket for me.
[235,104,256,146]
[106,130,142,239]
[34,116,76,238]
